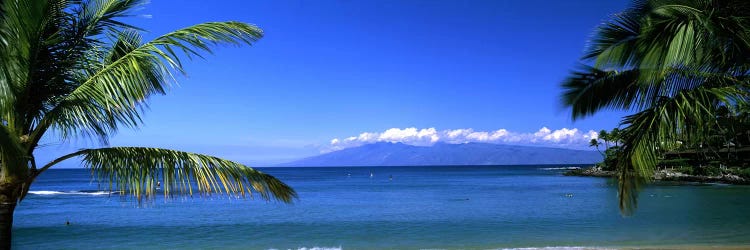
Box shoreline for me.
[623,246,750,250]
[521,246,750,250]
[498,243,750,250]
[556,246,750,250]
[564,167,750,185]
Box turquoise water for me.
[13,166,750,249]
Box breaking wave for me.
[494,247,616,250]
[28,190,122,196]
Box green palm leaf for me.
[30,21,263,146]
[561,0,750,215]
[610,84,744,213]
[0,0,292,247]
[562,64,743,120]
[562,67,641,119]
[39,147,297,203]
[0,125,27,180]
[583,1,647,67]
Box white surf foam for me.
[267,247,342,250]
[28,190,120,196]
[28,191,65,195]
[495,247,616,250]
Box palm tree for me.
[0,0,297,248]
[599,130,610,150]
[561,0,750,215]
[590,138,603,156]
[610,128,621,147]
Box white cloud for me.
[327,127,600,152]
[378,127,438,145]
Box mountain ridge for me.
[281,142,602,166]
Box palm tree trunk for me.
[0,182,20,250]
[0,202,14,250]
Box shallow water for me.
[13,166,750,249]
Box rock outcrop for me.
[566,167,750,185]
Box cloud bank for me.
[327,127,598,152]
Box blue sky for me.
[41,0,632,166]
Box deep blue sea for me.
[13,166,750,249]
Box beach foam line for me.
[28,190,122,196]
[266,247,342,250]
[495,247,615,250]
[266,247,610,250]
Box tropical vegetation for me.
[562,0,750,215]
[0,0,296,248]
[589,128,623,172]
[589,123,750,172]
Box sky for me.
[40,0,633,167]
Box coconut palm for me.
[0,0,297,248]
[561,0,750,215]
[599,130,610,150]
[610,128,621,147]
[590,138,603,156]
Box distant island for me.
[281,142,602,166]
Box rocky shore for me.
[563,166,616,177]
[564,166,750,185]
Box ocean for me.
[13,166,750,249]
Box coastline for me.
[492,245,750,250]
[564,166,750,185]
[511,246,750,250]
[623,246,750,250]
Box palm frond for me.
[77,0,145,35]
[583,2,648,67]
[0,0,58,124]
[586,0,750,70]
[0,0,142,141]
[613,84,741,213]
[39,147,297,203]
[0,124,27,178]
[561,65,738,120]
[30,21,263,145]
[562,66,641,119]
[637,4,707,69]
[616,163,643,216]
[564,0,750,215]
